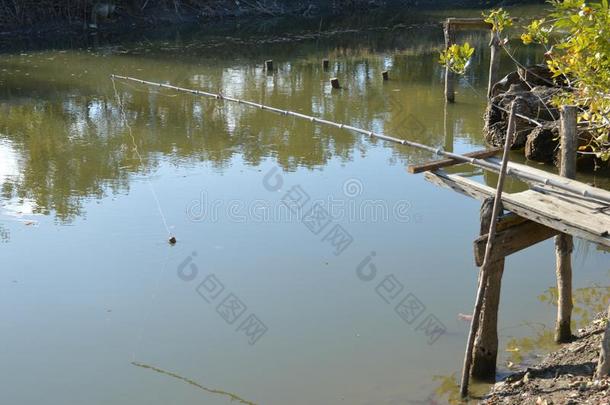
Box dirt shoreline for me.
[483,313,610,404]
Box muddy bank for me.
[483,313,610,405]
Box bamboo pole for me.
[460,101,517,398]
[109,75,610,205]
[554,105,577,343]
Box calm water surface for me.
[1,6,609,404]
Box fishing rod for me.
[110,74,610,205]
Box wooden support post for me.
[471,197,505,381]
[330,78,341,89]
[554,105,577,343]
[488,30,501,99]
[322,59,330,71]
[443,21,456,103]
[382,70,389,81]
[265,60,274,72]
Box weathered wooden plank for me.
[517,189,608,236]
[424,170,610,247]
[407,147,502,174]
[427,170,609,237]
[531,184,607,211]
[474,220,559,266]
[424,169,496,201]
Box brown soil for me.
[483,314,610,405]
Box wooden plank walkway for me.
[424,168,610,247]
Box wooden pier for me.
[409,109,610,388]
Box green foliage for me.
[439,42,475,75]
[483,8,513,33]
[441,4,610,161]
[522,0,610,161]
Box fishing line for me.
[111,77,182,366]
[111,76,173,239]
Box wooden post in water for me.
[487,30,501,99]
[443,101,454,152]
[330,78,341,89]
[265,60,274,72]
[322,59,330,71]
[471,197,505,381]
[382,70,389,81]
[554,105,577,343]
[443,21,456,103]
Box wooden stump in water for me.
[382,70,389,81]
[330,78,341,89]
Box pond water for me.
[1,5,609,404]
